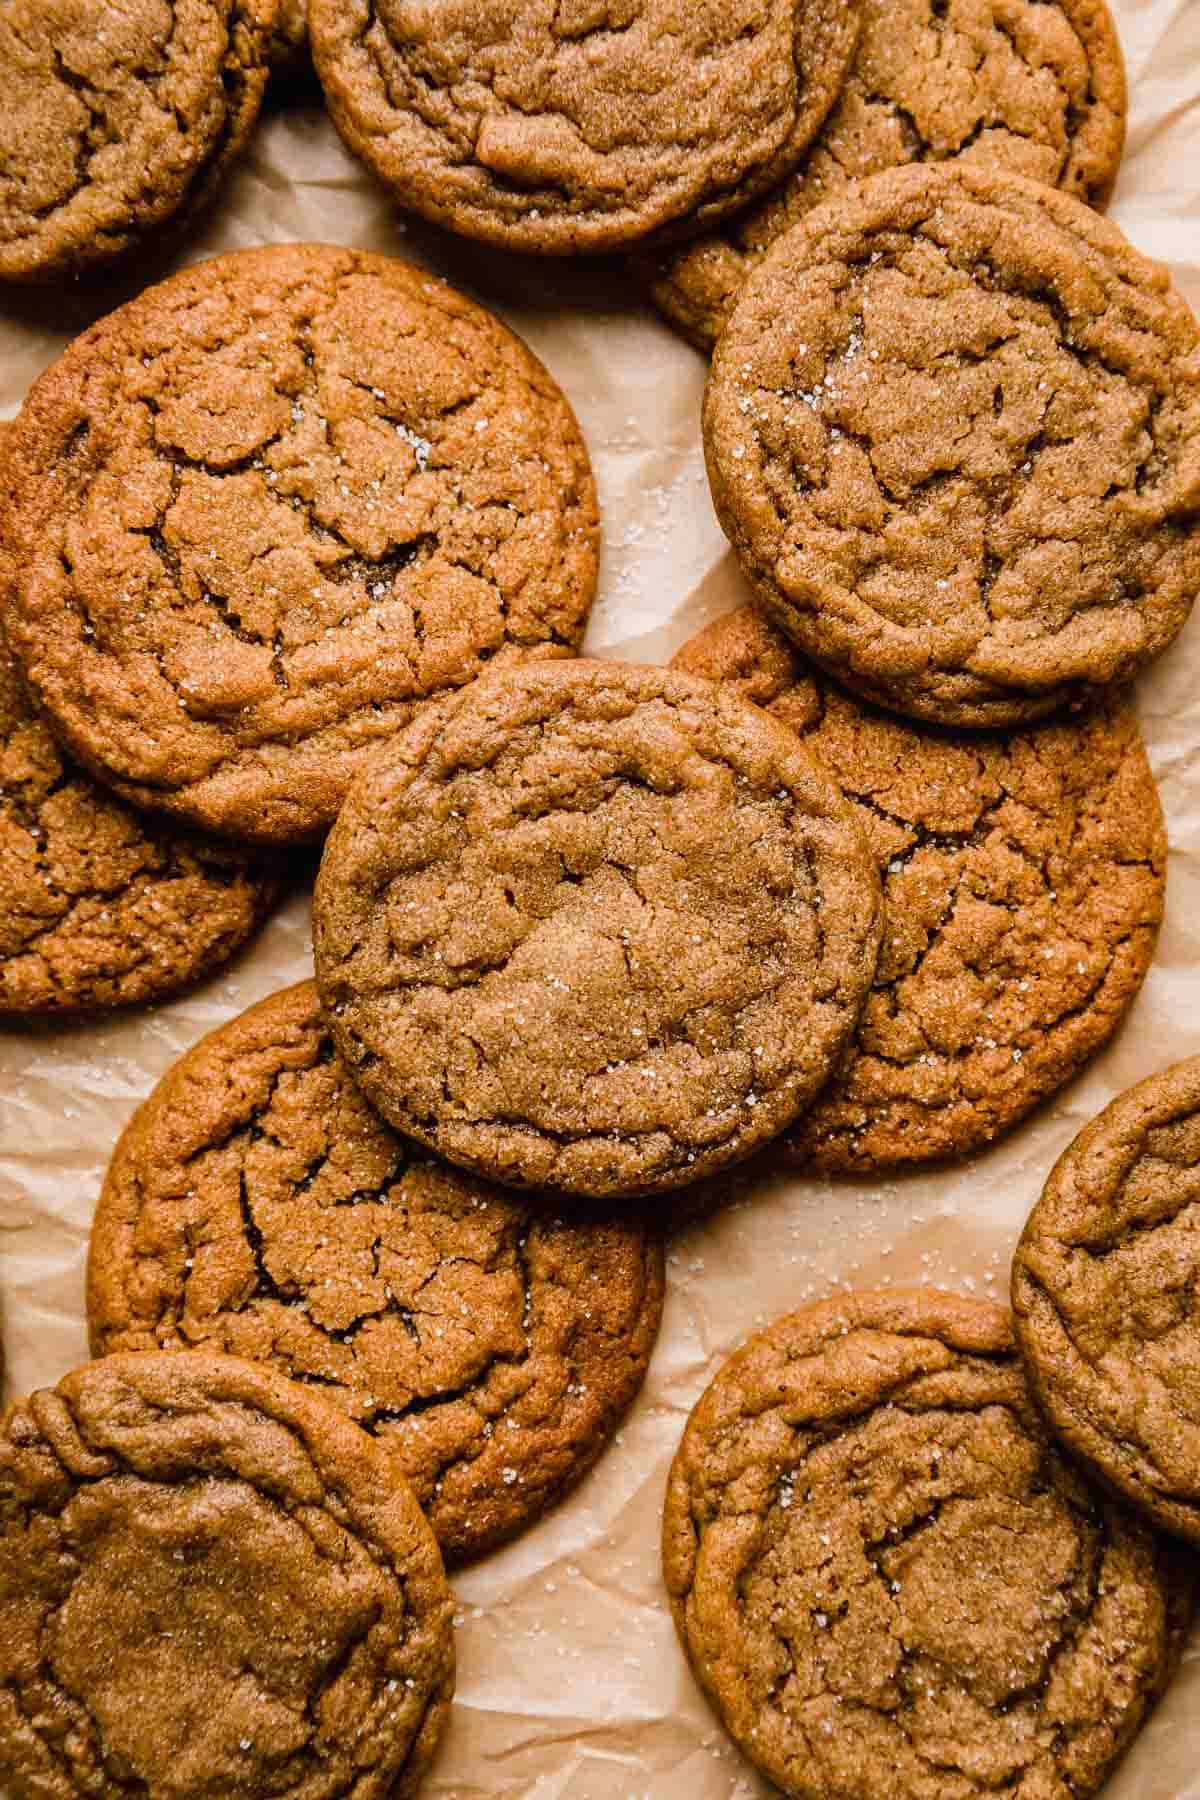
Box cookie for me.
[0,1350,454,1799]
[664,1288,1184,1800]
[2,242,599,846]
[86,981,665,1565]
[0,635,283,1014]
[0,0,275,282]
[1013,1057,1200,1547]
[705,164,1200,729]
[314,659,882,1198]
[653,0,1126,351]
[308,0,860,256]
[673,608,1165,1172]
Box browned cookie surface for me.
[0,0,275,281]
[2,243,598,845]
[314,659,882,1198]
[308,0,859,255]
[674,608,1165,1172]
[0,1351,454,1799]
[87,981,665,1565]
[1013,1057,1200,1546]
[704,165,1200,728]
[0,635,282,1013]
[653,0,1126,350]
[664,1288,1181,1799]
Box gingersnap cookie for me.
[664,1288,1184,1800]
[0,1351,454,1799]
[1012,1057,1200,1547]
[86,981,665,1565]
[308,0,860,257]
[2,243,598,847]
[0,0,275,283]
[653,0,1126,351]
[314,659,882,1198]
[705,164,1200,729]
[0,633,283,1013]
[673,608,1165,1172]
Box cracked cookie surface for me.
[673,608,1165,1172]
[652,0,1125,351]
[0,633,282,1013]
[0,1350,454,1799]
[664,1288,1181,1800]
[2,242,598,845]
[1013,1057,1200,1546]
[313,659,882,1198]
[87,980,665,1565]
[308,0,860,255]
[705,164,1200,728]
[0,0,275,281]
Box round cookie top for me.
[0,0,275,282]
[0,1351,454,1799]
[314,659,882,1198]
[0,633,282,1013]
[705,164,1200,728]
[87,981,665,1565]
[1013,1056,1200,1546]
[664,1288,1180,1800]
[653,0,1126,350]
[308,0,860,256]
[673,608,1165,1172]
[2,242,598,845]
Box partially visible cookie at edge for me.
[652,0,1126,351]
[0,636,284,1013]
[664,1287,1185,1800]
[314,658,883,1198]
[1013,1057,1200,1546]
[87,981,666,1566]
[0,0,276,282]
[704,164,1200,728]
[2,242,599,845]
[673,607,1165,1172]
[308,0,861,255]
[0,1350,454,1799]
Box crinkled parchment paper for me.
[2,8,1200,1791]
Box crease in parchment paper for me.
[2,15,1200,1790]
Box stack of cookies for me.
[0,0,1199,1796]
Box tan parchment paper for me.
[3,11,1200,1792]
